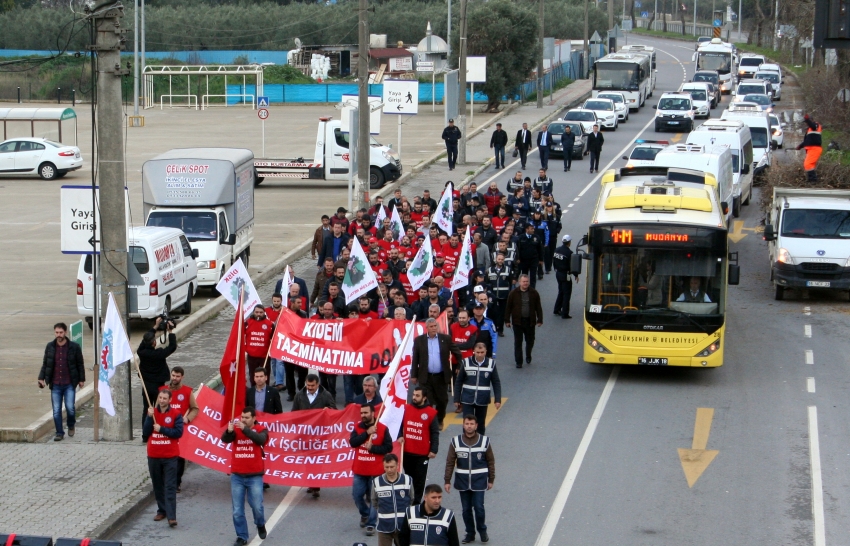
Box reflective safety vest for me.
[373,473,413,533]
[451,434,490,491]
[406,504,455,546]
[459,357,496,406]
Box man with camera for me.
[139,316,177,428]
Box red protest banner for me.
[268,310,407,375]
[181,386,362,487]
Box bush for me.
[759,154,850,213]
[263,64,315,84]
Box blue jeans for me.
[51,383,76,435]
[352,473,377,527]
[231,474,265,541]
[459,489,487,537]
[271,358,285,387]
[493,145,505,168]
[344,375,364,406]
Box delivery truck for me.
[143,148,255,287]
[253,117,402,189]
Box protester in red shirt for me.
[144,389,184,527]
[358,296,379,320]
[245,305,273,385]
[221,407,269,544]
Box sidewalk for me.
[0,78,591,541]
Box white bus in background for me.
[592,53,652,111]
[693,38,737,94]
[618,45,657,95]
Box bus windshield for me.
[586,225,728,330]
[697,52,732,73]
[594,62,640,90]
[147,211,218,242]
[781,209,850,238]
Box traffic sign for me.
[713,18,722,27]
[258,108,269,120]
[417,61,434,72]
[382,80,419,115]
[590,31,603,43]
[257,96,269,107]
[69,320,83,352]
[635,1,641,6]
[838,88,850,103]
[641,11,649,17]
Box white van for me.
[652,143,735,224]
[721,104,772,176]
[77,227,198,325]
[686,119,754,217]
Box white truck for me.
[143,148,255,287]
[764,189,850,301]
[254,117,402,189]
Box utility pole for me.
[140,0,145,106]
[89,1,131,441]
[456,0,468,165]
[357,0,370,209]
[537,0,544,108]
[447,0,452,61]
[133,0,138,116]
[774,0,779,48]
[609,0,615,31]
[584,0,589,78]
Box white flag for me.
[379,319,422,440]
[99,292,133,417]
[216,258,262,319]
[389,206,404,242]
[407,236,434,292]
[280,265,293,295]
[374,204,388,226]
[450,227,474,292]
[435,182,454,235]
[342,237,380,304]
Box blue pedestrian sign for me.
[635,1,641,7]
[641,11,649,18]
[257,96,269,107]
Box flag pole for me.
[263,310,283,386]
[134,358,153,410]
[230,285,245,422]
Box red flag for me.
[219,296,247,427]
[437,309,450,335]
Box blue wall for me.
[224,82,495,105]
[0,49,292,64]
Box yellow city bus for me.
[574,167,740,367]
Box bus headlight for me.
[776,248,794,265]
[695,338,721,357]
[587,334,612,354]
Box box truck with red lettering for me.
[142,148,255,287]
[76,227,199,324]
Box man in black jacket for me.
[442,119,462,171]
[585,124,605,173]
[536,124,552,170]
[514,122,533,170]
[489,122,508,169]
[553,235,579,318]
[138,317,178,426]
[561,125,577,172]
[293,374,337,498]
[318,223,350,266]
[516,223,544,289]
[245,368,283,415]
[38,322,85,441]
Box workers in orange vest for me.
[796,114,822,182]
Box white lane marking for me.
[807,377,816,393]
[804,306,812,315]
[247,486,304,545]
[573,197,581,202]
[533,366,620,546]
[805,325,812,338]
[568,203,575,207]
[806,350,814,365]
[808,406,827,546]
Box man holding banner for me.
[144,389,184,528]
[350,404,393,536]
[222,406,269,545]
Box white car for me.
[597,92,629,122]
[563,108,599,133]
[653,92,695,132]
[760,63,783,82]
[737,54,766,81]
[621,140,668,167]
[0,137,82,180]
[582,98,619,130]
[769,113,784,149]
[755,70,782,100]
[679,82,712,118]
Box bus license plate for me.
[807,281,831,287]
[638,357,668,366]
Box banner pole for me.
[231,286,245,422]
[135,357,153,410]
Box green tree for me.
[462,0,539,111]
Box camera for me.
[156,313,175,331]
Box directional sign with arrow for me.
[678,407,719,488]
[382,80,419,115]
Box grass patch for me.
[631,27,693,41]
[525,77,574,103]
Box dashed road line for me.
[804,324,812,338]
[805,350,814,365]
[807,377,816,393]
[804,306,812,316]
[808,406,827,546]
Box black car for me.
[547,121,588,159]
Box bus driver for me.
[677,277,711,303]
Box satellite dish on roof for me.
[294,38,302,49]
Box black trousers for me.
[461,403,489,435]
[403,453,431,505]
[148,456,179,520]
[519,264,538,288]
[539,146,550,169]
[544,239,557,272]
[320,372,337,399]
[491,298,507,333]
[177,456,186,487]
[513,317,536,365]
[563,151,573,170]
[589,150,601,171]
[554,278,573,318]
[285,362,308,398]
[518,146,528,168]
[446,144,458,168]
[423,373,449,425]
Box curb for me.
[93,488,154,540]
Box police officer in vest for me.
[485,252,512,337]
[144,389,184,528]
[552,234,579,319]
[350,403,394,536]
[399,484,460,546]
[453,343,502,435]
[444,414,495,544]
[401,386,440,505]
[371,453,414,546]
[222,406,269,546]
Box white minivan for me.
[721,104,773,176]
[686,119,754,218]
[77,226,198,326]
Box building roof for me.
[368,48,413,58]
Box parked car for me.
[0,137,82,180]
[548,120,589,159]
